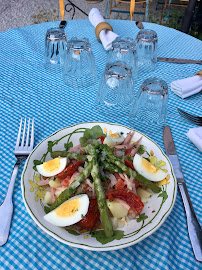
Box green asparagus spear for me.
[51,151,87,161]
[100,160,122,173]
[85,143,114,238]
[46,161,92,213]
[105,150,161,193]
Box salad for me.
[32,125,170,244]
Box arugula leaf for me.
[80,126,105,146]
[33,160,43,171]
[65,229,80,236]
[158,191,168,202]
[91,230,124,245]
[136,213,148,223]
[138,145,145,155]
[64,141,73,151]
[48,141,53,153]
[80,137,88,147]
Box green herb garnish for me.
[90,230,124,245]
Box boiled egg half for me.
[44,194,89,227]
[133,154,167,182]
[103,131,124,147]
[36,157,67,177]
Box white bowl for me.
[21,122,177,251]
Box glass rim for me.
[46,27,67,41]
[67,37,91,51]
[141,78,168,95]
[105,62,132,79]
[112,37,135,51]
[136,29,158,42]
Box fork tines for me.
[178,108,202,126]
[15,118,34,151]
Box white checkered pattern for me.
[0,20,202,270]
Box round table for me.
[0,19,202,270]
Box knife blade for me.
[157,57,202,65]
[163,126,202,262]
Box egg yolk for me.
[55,199,80,217]
[142,158,158,174]
[43,158,61,173]
[110,132,120,139]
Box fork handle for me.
[0,164,19,246]
[178,182,202,262]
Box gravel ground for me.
[0,0,162,32]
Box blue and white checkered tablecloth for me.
[0,19,202,270]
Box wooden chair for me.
[107,0,151,21]
[160,0,190,24]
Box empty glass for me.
[135,29,158,76]
[129,78,168,135]
[107,37,135,70]
[63,37,97,88]
[95,61,134,117]
[44,27,67,72]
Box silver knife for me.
[163,126,202,262]
[157,57,202,65]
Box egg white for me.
[104,133,124,147]
[44,194,89,227]
[36,157,67,177]
[133,154,167,182]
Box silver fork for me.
[178,108,202,126]
[0,118,34,246]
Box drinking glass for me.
[63,37,97,88]
[95,61,134,117]
[135,29,158,76]
[107,37,135,70]
[129,78,168,135]
[44,27,67,72]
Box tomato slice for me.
[76,198,100,230]
[56,160,83,179]
[106,189,144,216]
[124,159,135,170]
[114,173,126,190]
[97,136,105,144]
[61,176,72,188]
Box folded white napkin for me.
[171,75,202,99]
[89,8,118,50]
[186,127,202,152]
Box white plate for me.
[21,122,177,251]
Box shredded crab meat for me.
[50,187,56,203]
[108,174,117,188]
[38,179,50,186]
[85,179,95,196]
[130,145,140,157]
[119,173,136,194]
[69,144,81,153]
[122,131,135,145]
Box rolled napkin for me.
[171,74,202,99]
[89,8,118,50]
[186,126,202,152]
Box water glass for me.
[129,78,168,135]
[107,37,135,70]
[44,27,67,72]
[95,61,134,117]
[135,29,158,75]
[63,37,97,88]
